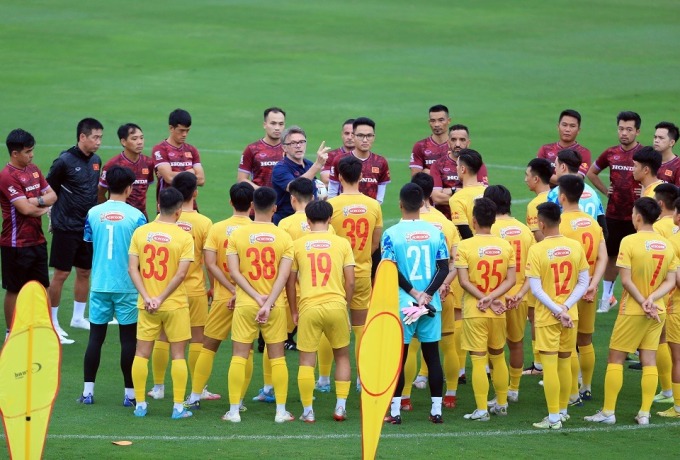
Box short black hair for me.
[253,186,277,212]
[171,171,198,201]
[305,200,334,223]
[634,197,661,224]
[557,149,582,174]
[230,182,254,212]
[674,196,680,214]
[77,118,103,141]
[337,155,362,184]
[342,118,355,127]
[654,182,678,210]
[429,104,449,115]
[106,165,136,194]
[6,128,35,155]
[472,197,497,228]
[353,117,375,132]
[559,109,581,126]
[264,107,286,120]
[288,177,315,203]
[457,148,483,174]
[117,123,142,140]
[399,183,423,213]
[448,124,469,135]
[656,121,680,143]
[411,172,434,199]
[483,185,512,215]
[159,187,184,215]
[617,111,642,129]
[527,158,552,184]
[169,109,191,128]
[557,174,585,204]
[537,202,561,228]
[633,146,662,176]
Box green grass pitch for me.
[2,0,680,458]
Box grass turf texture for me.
[2,0,680,458]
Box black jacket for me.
[46,146,102,232]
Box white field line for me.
[6,420,679,442]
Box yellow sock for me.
[441,334,459,393]
[579,344,595,388]
[570,353,579,397]
[336,380,350,401]
[263,347,272,387]
[532,340,541,366]
[132,356,149,403]
[228,355,247,405]
[419,349,429,378]
[541,354,559,415]
[640,366,658,413]
[489,353,509,406]
[402,339,420,398]
[318,333,333,377]
[471,354,489,411]
[243,350,254,400]
[191,348,215,394]
[603,363,623,413]
[188,343,202,380]
[270,356,288,405]
[657,343,672,392]
[454,320,465,373]
[151,341,169,385]
[171,359,188,404]
[298,365,315,407]
[352,325,364,367]
[509,366,522,392]
[673,382,680,407]
[558,356,572,410]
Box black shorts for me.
[605,217,636,257]
[49,229,93,271]
[1,244,50,292]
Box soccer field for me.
[2,0,680,458]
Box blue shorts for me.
[89,291,138,325]
[402,311,441,344]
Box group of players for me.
[2,104,680,428]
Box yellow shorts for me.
[188,295,209,327]
[297,301,350,352]
[577,298,596,334]
[231,303,287,345]
[137,308,191,342]
[203,299,234,341]
[441,292,455,334]
[610,314,666,353]
[535,322,577,353]
[351,277,371,310]
[667,314,680,344]
[506,299,529,343]
[461,317,506,352]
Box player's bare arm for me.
[586,164,608,195]
[128,254,154,311]
[286,270,298,325]
[96,185,108,204]
[156,163,195,184]
[343,265,355,307]
[150,260,191,309]
[192,163,205,186]
[227,253,268,307]
[12,196,50,218]
[370,226,383,254]
[583,241,608,302]
[236,171,260,189]
[204,249,236,296]
[257,258,293,323]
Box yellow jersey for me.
[559,210,604,276]
[449,184,487,232]
[642,179,665,198]
[176,210,212,296]
[278,211,336,241]
[491,216,534,294]
[617,231,677,315]
[226,222,294,309]
[526,191,549,232]
[291,231,355,313]
[667,231,680,315]
[653,215,676,238]
[454,234,514,319]
[328,193,383,278]
[203,215,252,302]
[526,235,589,327]
[129,220,194,311]
[419,207,460,250]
